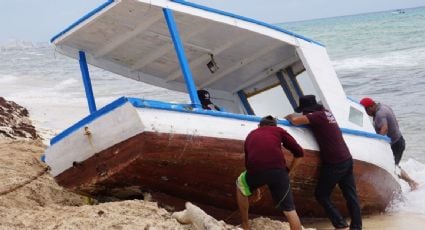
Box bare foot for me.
[409,181,419,191]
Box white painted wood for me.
[53,0,122,46]
[296,39,349,126]
[130,25,211,71]
[94,13,163,58]
[166,35,249,82]
[232,56,299,93]
[199,42,282,88]
[45,102,144,176]
[345,99,376,132]
[146,0,299,46]
[345,134,396,179]
[52,0,302,95]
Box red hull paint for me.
[55,131,401,217]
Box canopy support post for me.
[79,51,97,114]
[237,90,255,115]
[286,67,303,97]
[276,71,298,109]
[163,8,201,108]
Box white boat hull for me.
[45,98,401,218]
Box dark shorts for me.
[246,168,295,211]
[391,136,405,165]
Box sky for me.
[0,0,425,43]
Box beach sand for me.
[303,213,425,230]
[0,139,304,229]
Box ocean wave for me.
[388,158,425,215]
[332,48,424,71]
[53,78,79,90]
[0,75,18,83]
[0,40,49,51]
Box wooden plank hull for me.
[55,131,401,218]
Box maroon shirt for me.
[244,126,304,174]
[306,110,352,164]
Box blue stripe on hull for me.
[50,97,390,146]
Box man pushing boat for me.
[236,115,304,230]
[360,97,419,190]
[286,95,362,230]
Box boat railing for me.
[50,97,390,146]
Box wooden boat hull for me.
[54,130,401,218]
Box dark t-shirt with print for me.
[306,110,352,164]
[244,126,304,174]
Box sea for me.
[1,6,425,218]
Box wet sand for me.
[304,213,425,229]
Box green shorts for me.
[236,169,296,211]
[236,171,252,196]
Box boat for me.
[45,0,401,219]
[392,9,406,14]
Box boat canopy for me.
[51,0,321,95]
[52,0,375,132]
